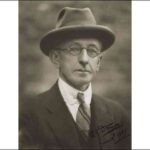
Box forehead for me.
[57,37,102,48]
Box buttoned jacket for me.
[19,82,131,149]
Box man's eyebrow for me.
[67,42,101,49]
[88,44,98,47]
[88,44,102,50]
[69,42,81,46]
[69,43,98,47]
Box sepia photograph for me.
[19,1,131,149]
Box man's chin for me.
[74,77,92,88]
[77,75,92,83]
[63,75,92,90]
[75,71,91,77]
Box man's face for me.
[50,37,103,91]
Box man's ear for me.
[49,50,60,68]
[96,55,102,72]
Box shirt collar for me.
[58,77,92,105]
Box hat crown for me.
[40,7,115,56]
[56,7,97,29]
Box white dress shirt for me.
[58,77,92,121]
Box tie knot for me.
[77,92,85,104]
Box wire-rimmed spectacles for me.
[54,44,102,58]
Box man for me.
[20,7,131,149]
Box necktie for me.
[76,92,91,140]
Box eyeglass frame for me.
[54,45,102,58]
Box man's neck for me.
[58,77,92,105]
[75,84,89,91]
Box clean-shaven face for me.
[51,37,103,91]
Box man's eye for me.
[88,48,97,53]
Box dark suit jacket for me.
[19,82,131,149]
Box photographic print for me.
[19,1,131,149]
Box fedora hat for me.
[40,7,115,56]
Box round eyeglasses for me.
[55,45,102,58]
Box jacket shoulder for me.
[19,84,58,149]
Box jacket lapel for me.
[44,82,81,149]
[41,82,117,149]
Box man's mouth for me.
[75,69,91,73]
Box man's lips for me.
[74,69,91,73]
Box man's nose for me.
[78,49,89,66]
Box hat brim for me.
[40,25,115,56]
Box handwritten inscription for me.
[90,122,130,144]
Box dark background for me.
[19,1,131,112]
